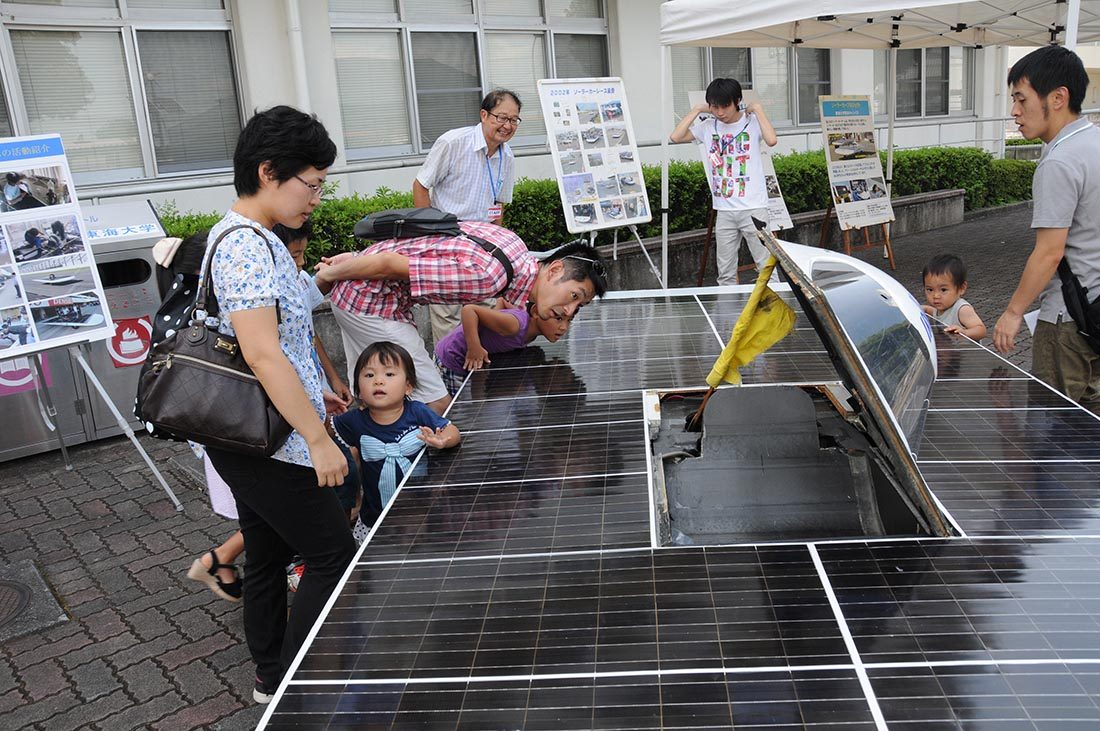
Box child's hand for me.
[943,325,961,334]
[330,377,353,405]
[318,251,355,268]
[323,388,350,416]
[418,426,450,448]
[464,344,491,371]
[921,305,935,316]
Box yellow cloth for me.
[706,256,796,388]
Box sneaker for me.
[254,677,276,704]
[287,561,305,592]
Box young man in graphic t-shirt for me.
[670,78,778,285]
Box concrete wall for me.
[604,189,967,291]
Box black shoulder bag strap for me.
[196,224,282,324]
[462,233,515,298]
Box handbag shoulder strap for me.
[196,224,282,322]
[463,233,515,298]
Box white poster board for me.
[687,89,793,231]
[0,134,113,360]
[818,96,894,230]
[538,77,651,234]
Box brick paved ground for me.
[0,204,1038,730]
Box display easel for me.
[3,343,182,511]
[600,223,664,288]
[817,200,896,270]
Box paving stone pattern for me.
[0,204,1040,730]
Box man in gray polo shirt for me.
[993,46,1100,414]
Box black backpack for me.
[353,207,515,297]
[354,207,462,240]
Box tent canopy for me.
[660,0,1099,49]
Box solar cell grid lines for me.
[263,288,1100,730]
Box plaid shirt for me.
[329,221,538,324]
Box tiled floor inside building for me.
[261,287,1100,730]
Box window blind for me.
[553,34,607,78]
[136,30,240,173]
[333,31,412,153]
[411,31,481,146]
[484,32,547,138]
[11,30,143,175]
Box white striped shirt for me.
[415,124,515,221]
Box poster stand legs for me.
[31,353,72,471]
[627,225,664,288]
[67,343,183,512]
[817,202,896,271]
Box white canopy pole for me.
[1067,0,1081,49]
[886,47,897,198]
[660,44,670,289]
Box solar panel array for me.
[262,289,1100,730]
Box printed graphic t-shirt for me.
[690,114,767,211]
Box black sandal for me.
[187,549,242,603]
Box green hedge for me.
[986,158,1037,206]
[158,146,1034,264]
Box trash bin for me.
[80,200,164,440]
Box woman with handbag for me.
[200,106,355,704]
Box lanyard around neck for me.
[714,115,751,149]
[485,145,504,201]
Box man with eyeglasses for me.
[316,234,607,416]
[413,88,523,344]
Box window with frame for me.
[692,47,814,126]
[875,47,974,118]
[670,46,705,119]
[795,48,831,124]
[3,2,239,183]
[331,0,608,157]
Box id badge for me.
[487,204,503,220]
[709,151,723,169]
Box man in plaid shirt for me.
[317,220,607,413]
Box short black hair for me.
[233,105,337,196]
[922,254,967,288]
[481,89,522,113]
[352,341,418,397]
[705,78,743,108]
[5,172,18,184]
[541,241,609,298]
[1008,46,1089,114]
[272,218,313,246]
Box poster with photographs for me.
[0,134,112,359]
[538,77,651,234]
[819,96,894,230]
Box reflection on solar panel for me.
[261,289,1100,730]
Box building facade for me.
[0,0,1021,213]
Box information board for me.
[538,77,651,234]
[0,134,113,360]
[818,96,895,230]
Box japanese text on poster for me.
[819,96,894,230]
[537,78,651,234]
[0,134,114,361]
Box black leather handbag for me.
[136,225,293,457]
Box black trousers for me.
[207,448,356,686]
